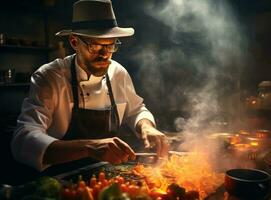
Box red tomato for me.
[102,179,109,187]
[128,185,140,197]
[75,187,85,199]
[89,176,97,188]
[114,180,120,186]
[61,188,72,200]
[116,176,125,184]
[120,183,128,193]
[97,181,103,190]
[78,180,86,188]
[98,172,105,182]
[93,184,101,199]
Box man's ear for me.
[69,34,78,50]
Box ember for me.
[133,153,224,200]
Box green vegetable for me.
[98,183,130,200]
[34,177,61,199]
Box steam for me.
[132,0,246,132]
[131,0,254,170]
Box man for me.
[11,0,169,172]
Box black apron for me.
[64,56,120,140]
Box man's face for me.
[71,35,117,77]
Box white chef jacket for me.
[11,54,155,171]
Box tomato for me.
[78,180,87,188]
[89,176,97,188]
[120,183,128,193]
[82,187,94,200]
[116,176,125,184]
[75,187,85,199]
[127,185,140,197]
[61,188,72,200]
[98,172,106,182]
[97,181,103,190]
[102,179,109,187]
[114,180,120,186]
[93,183,101,199]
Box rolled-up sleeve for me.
[11,69,58,171]
[123,71,156,131]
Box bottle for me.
[4,69,15,83]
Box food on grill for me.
[60,152,223,199]
[132,154,224,199]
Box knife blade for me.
[135,151,190,157]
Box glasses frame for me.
[77,35,121,53]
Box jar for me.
[0,33,5,45]
[258,81,271,110]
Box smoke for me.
[132,0,246,133]
[131,0,253,170]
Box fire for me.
[133,153,224,200]
[250,141,259,147]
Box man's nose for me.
[98,48,111,58]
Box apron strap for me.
[106,73,120,129]
[71,56,79,111]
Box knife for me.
[135,151,190,157]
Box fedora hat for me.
[55,0,134,38]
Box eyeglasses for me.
[77,35,121,53]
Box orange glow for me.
[229,135,242,144]
[256,133,265,138]
[133,153,224,200]
[250,141,259,147]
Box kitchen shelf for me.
[0,82,30,87]
[0,44,52,51]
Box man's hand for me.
[136,119,169,157]
[85,137,136,164]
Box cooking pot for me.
[224,168,271,199]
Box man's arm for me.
[43,137,136,166]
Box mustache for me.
[94,57,111,62]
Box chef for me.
[11,0,169,172]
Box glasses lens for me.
[78,36,121,53]
[106,44,116,52]
[89,44,102,52]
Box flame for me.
[229,135,242,145]
[250,141,259,147]
[133,153,224,199]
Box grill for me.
[54,158,226,199]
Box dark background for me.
[0,0,270,184]
[0,0,270,132]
